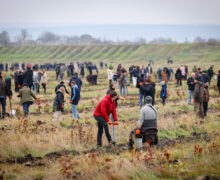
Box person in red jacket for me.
[93,91,118,147]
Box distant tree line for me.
[0,29,220,46]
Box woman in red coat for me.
[93,91,118,147]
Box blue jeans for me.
[120,85,126,97]
[188,90,194,104]
[22,102,32,113]
[139,92,144,107]
[33,83,37,93]
[72,104,80,119]
[158,76,162,82]
[0,96,6,117]
[124,76,128,85]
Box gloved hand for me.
[114,121,118,125]
[139,82,143,86]
[43,82,46,85]
[18,85,21,88]
[108,121,112,125]
[69,100,73,103]
[61,104,64,109]
[36,98,40,102]
[135,129,140,135]
[193,99,196,103]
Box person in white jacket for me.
[107,66,113,85]
[41,69,47,94]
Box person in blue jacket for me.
[160,81,167,106]
[70,81,80,120]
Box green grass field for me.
[0,42,220,64]
[0,43,220,179]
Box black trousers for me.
[203,102,208,117]
[162,98,166,106]
[176,78,182,86]
[94,116,112,146]
[93,75,98,85]
[42,83,46,94]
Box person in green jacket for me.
[17,83,38,116]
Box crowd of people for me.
[0,61,219,150]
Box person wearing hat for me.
[128,96,158,150]
[160,81,167,106]
[17,83,37,117]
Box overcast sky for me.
[0,0,220,25]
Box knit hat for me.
[144,96,153,104]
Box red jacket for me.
[93,94,117,122]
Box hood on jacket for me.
[105,94,112,102]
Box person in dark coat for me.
[187,73,195,104]
[80,63,85,78]
[69,73,82,91]
[17,71,24,91]
[202,71,210,84]
[160,81,167,106]
[5,63,8,72]
[5,75,13,97]
[129,65,134,84]
[53,87,65,121]
[92,65,99,85]
[217,70,220,94]
[175,68,182,87]
[136,74,145,107]
[88,61,93,75]
[207,65,214,85]
[0,73,11,118]
[23,65,33,89]
[139,78,154,105]
[132,65,139,87]
[14,70,19,92]
[70,81,80,120]
[69,63,74,76]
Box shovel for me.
[111,116,116,146]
